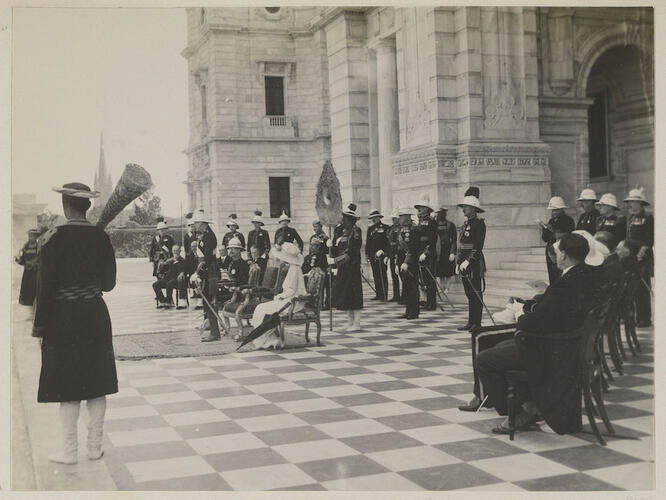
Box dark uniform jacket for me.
[627,211,654,247]
[17,239,39,270]
[515,263,595,434]
[542,213,575,243]
[149,233,175,261]
[576,209,600,235]
[416,217,438,261]
[310,230,330,253]
[217,255,232,271]
[184,250,199,276]
[197,226,220,294]
[457,216,486,268]
[387,222,400,260]
[436,219,457,257]
[365,222,389,260]
[397,222,420,267]
[17,238,39,305]
[596,214,627,243]
[157,255,185,282]
[247,228,271,256]
[331,223,363,310]
[222,230,245,249]
[275,226,304,251]
[227,258,250,287]
[184,230,196,252]
[33,220,118,403]
[302,251,328,275]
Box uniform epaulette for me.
[38,227,58,247]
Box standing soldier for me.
[539,196,575,284]
[329,203,363,331]
[624,187,653,327]
[434,207,457,294]
[16,228,40,306]
[387,209,401,303]
[33,182,117,465]
[596,193,627,243]
[222,214,245,249]
[456,187,486,332]
[414,199,438,310]
[365,209,389,301]
[396,207,420,319]
[274,211,304,252]
[192,209,222,342]
[247,210,271,258]
[576,188,600,234]
[183,213,197,252]
[149,220,175,277]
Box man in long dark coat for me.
[16,228,40,305]
[386,209,401,303]
[365,209,389,301]
[33,182,117,465]
[414,199,438,310]
[193,209,222,342]
[397,208,421,320]
[247,211,271,258]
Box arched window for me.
[265,7,280,14]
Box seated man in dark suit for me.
[475,233,595,434]
[152,244,185,308]
[249,245,267,284]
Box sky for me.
[12,8,189,217]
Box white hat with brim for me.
[572,230,604,266]
[271,241,304,266]
[251,215,264,226]
[192,209,212,224]
[596,193,619,209]
[414,200,434,211]
[624,188,650,206]
[397,207,413,216]
[577,188,598,202]
[52,184,100,199]
[227,237,244,250]
[547,196,568,210]
[278,211,291,223]
[156,221,168,230]
[458,196,485,213]
[368,209,383,219]
[391,208,399,218]
[342,203,360,219]
[226,220,239,228]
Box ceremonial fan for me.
[95,163,153,228]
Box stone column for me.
[376,38,399,216]
[367,49,380,210]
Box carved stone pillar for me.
[367,48,380,210]
[376,38,399,216]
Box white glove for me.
[400,263,408,272]
[455,264,460,275]
[395,266,399,275]
[383,257,389,266]
[419,253,426,263]
[459,260,469,272]
[375,250,384,258]
[326,256,335,265]
[326,239,333,248]
[449,253,455,262]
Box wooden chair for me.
[219,263,263,334]
[619,271,642,356]
[278,267,326,347]
[508,301,614,445]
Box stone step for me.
[499,261,546,271]
[486,269,549,281]
[531,246,546,255]
[513,254,545,264]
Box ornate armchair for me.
[278,267,326,347]
[219,262,263,332]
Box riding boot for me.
[86,396,106,460]
[49,401,80,465]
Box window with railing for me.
[265,76,284,116]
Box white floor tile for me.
[127,455,215,483]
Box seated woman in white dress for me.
[251,242,306,349]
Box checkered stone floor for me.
[101,295,655,491]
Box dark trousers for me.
[420,261,437,309]
[635,259,652,323]
[401,265,420,318]
[471,327,515,400]
[202,277,221,338]
[370,258,388,300]
[475,338,531,416]
[546,249,561,285]
[389,255,400,300]
[153,278,177,303]
[462,264,483,326]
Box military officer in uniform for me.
[596,193,627,243]
[149,220,175,277]
[434,207,457,294]
[310,220,330,249]
[538,196,575,284]
[625,187,653,327]
[274,211,304,251]
[222,214,245,249]
[576,188,600,235]
[309,222,330,308]
[247,210,270,258]
[386,209,401,303]
[365,209,389,301]
[183,213,197,251]
[396,207,421,319]
[192,209,222,342]
[16,228,40,305]
[456,187,486,332]
[414,199,438,310]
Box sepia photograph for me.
[9,4,656,493]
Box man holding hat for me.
[539,196,575,284]
[435,207,457,294]
[274,211,304,252]
[595,193,627,245]
[625,187,654,327]
[330,203,364,331]
[414,199,438,310]
[149,219,175,277]
[33,182,117,464]
[365,209,390,301]
[222,213,245,249]
[247,210,271,258]
[16,228,40,305]
[575,188,600,235]
[386,209,402,302]
[457,187,486,332]
[396,207,421,319]
[192,208,222,342]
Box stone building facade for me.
[182,7,653,270]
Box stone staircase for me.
[447,247,549,308]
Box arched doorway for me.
[585,44,654,204]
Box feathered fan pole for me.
[315,160,342,331]
[96,163,152,229]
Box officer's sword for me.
[194,282,231,335]
[374,255,388,302]
[460,271,496,326]
[360,270,377,295]
[641,278,655,298]
[402,267,446,313]
[421,265,456,310]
